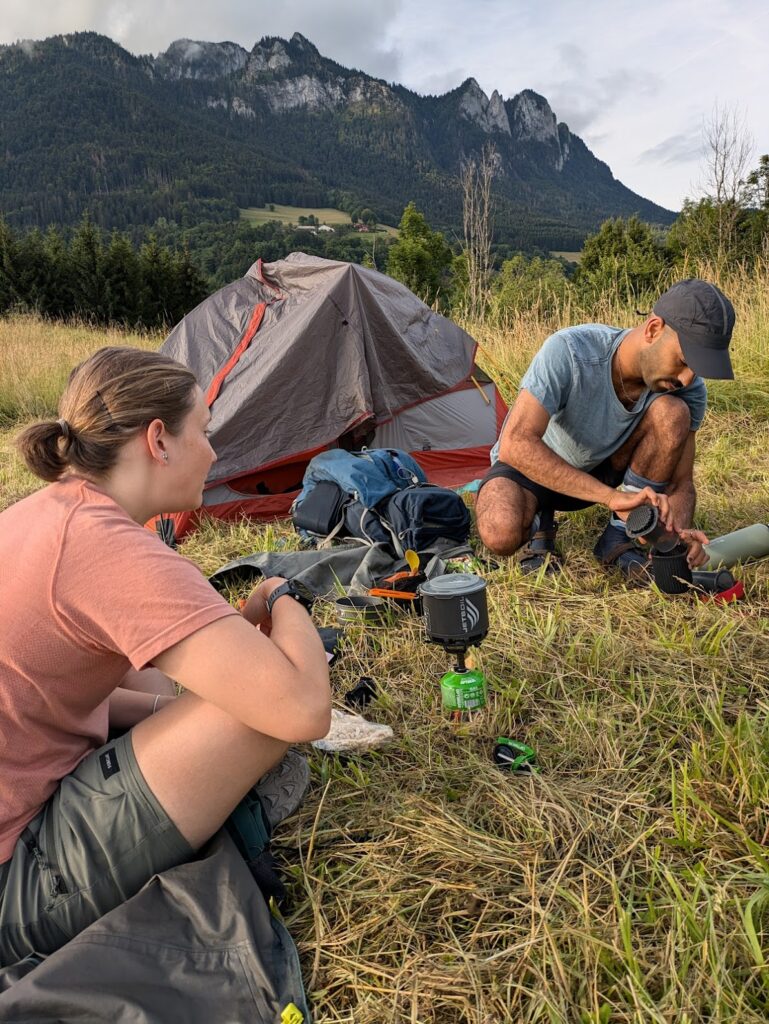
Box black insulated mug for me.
[651,545,693,593]
[418,574,489,650]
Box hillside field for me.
[240,204,355,227]
[551,250,583,263]
[1,272,768,1022]
[240,204,398,236]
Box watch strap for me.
[266,580,313,615]
[266,582,293,616]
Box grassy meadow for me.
[240,204,399,235]
[240,204,356,227]
[1,267,769,1023]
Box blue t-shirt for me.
[491,324,707,470]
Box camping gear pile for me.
[291,446,472,556]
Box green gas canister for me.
[439,666,487,711]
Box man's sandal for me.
[593,522,652,582]
[518,515,562,575]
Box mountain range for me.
[0,31,675,250]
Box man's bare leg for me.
[596,396,692,572]
[609,396,691,483]
[475,477,538,556]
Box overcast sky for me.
[2,0,767,211]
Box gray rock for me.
[458,79,511,135]
[256,74,346,113]
[245,39,292,76]
[509,90,570,170]
[154,39,249,80]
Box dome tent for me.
[159,252,507,537]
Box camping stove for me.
[418,574,489,713]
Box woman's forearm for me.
[108,688,175,730]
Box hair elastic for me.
[57,418,72,443]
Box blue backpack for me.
[291,448,470,556]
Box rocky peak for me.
[507,89,571,170]
[153,39,249,80]
[487,90,511,135]
[347,76,400,113]
[245,37,293,77]
[509,90,558,143]
[458,79,511,135]
[241,34,399,115]
[288,32,319,55]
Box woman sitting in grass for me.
[0,347,331,966]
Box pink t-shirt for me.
[0,477,238,862]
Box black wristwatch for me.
[265,579,316,615]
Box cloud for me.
[413,68,467,97]
[582,131,610,150]
[0,0,405,81]
[544,43,662,134]
[637,129,702,166]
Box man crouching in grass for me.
[475,279,735,577]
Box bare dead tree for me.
[460,143,496,320]
[699,102,754,259]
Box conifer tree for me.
[0,219,20,313]
[15,229,49,313]
[69,216,107,320]
[103,231,142,325]
[42,227,73,319]
[138,236,175,327]
[168,247,208,324]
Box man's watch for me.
[265,579,315,616]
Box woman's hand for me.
[240,576,287,632]
[678,528,710,568]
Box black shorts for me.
[478,457,624,512]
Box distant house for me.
[295,225,317,233]
[318,224,334,232]
[356,224,371,233]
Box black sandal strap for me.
[599,540,644,566]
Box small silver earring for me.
[161,452,168,461]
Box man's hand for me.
[240,576,287,633]
[606,487,673,529]
[678,528,710,568]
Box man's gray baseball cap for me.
[653,279,735,379]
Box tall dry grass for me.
[0,315,160,426]
[0,264,768,1022]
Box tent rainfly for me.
[158,252,507,537]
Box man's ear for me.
[644,315,666,343]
